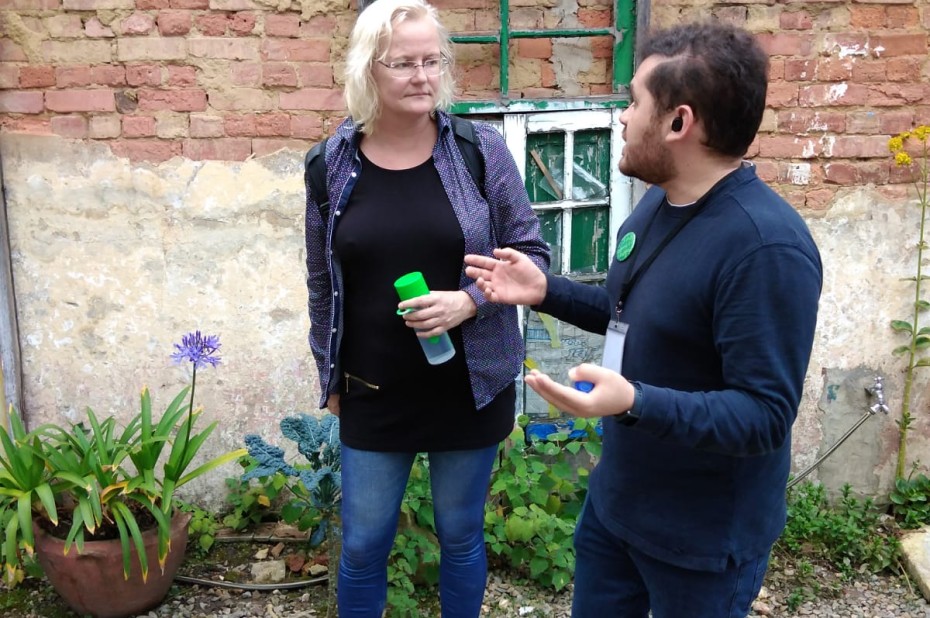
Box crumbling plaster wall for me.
[4,130,929,505]
[1,132,317,505]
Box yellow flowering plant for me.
[889,125,930,480]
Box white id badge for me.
[602,319,628,375]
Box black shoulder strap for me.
[303,117,485,222]
[304,137,329,220]
[450,115,486,200]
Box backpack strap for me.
[304,137,329,221]
[450,115,486,200]
[304,118,485,221]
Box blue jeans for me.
[337,443,499,618]
[572,500,769,618]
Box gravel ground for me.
[2,568,928,617]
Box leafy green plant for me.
[176,501,222,556]
[889,470,930,529]
[222,456,290,532]
[0,331,246,588]
[888,125,930,480]
[778,482,900,577]
[483,416,599,591]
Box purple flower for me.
[171,331,222,369]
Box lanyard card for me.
[602,319,628,375]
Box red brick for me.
[169,0,206,7]
[780,10,813,30]
[886,5,919,28]
[0,91,44,113]
[858,162,889,185]
[577,7,609,28]
[826,135,889,158]
[255,112,290,136]
[89,115,120,138]
[870,34,927,58]
[297,15,337,37]
[296,63,333,88]
[111,138,181,163]
[777,110,845,134]
[541,63,556,88]
[122,115,156,137]
[712,5,747,26]
[264,14,299,37]
[229,12,256,35]
[46,89,115,112]
[758,135,820,158]
[182,138,251,161]
[119,11,155,35]
[805,188,836,211]
[798,83,868,107]
[262,63,298,87]
[753,160,778,183]
[814,58,852,81]
[768,58,785,81]
[0,65,18,89]
[766,82,798,107]
[279,88,345,111]
[291,113,322,139]
[126,64,163,86]
[190,114,224,137]
[195,14,227,36]
[517,38,552,60]
[91,65,127,86]
[50,115,87,138]
[756,32,814,56]
[137,0,169,7]
[823,162,858,185]
[849,6,885,28]
[851,60,888,83]
[867,83,927,106]
[56,66,92,87]
[886,57,922,82]
[224,114,256,136]
[819,33,869,58]
[879,111,916,135]
[19,66,55,88]
[167,65,196,86]
[137,88,206,111]
[0,40,28,62]
[157,11,191,36]
[784,59,814,81]
[889,160,920,184]
[231,62,261,86]
[261,38,330,62]
[846,111,881,134]
[84,17,115,37]
[251,138,307,157]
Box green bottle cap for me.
[394,271,430,301]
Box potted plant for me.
[0,331,246,618]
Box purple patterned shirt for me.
[304,111,550,409]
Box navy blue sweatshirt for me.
[538,164,822,571]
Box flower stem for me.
[177,364,197,481]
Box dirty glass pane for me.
[535,210,562,274]
[570,207,609,274]
[573,129,610,200]
[525,132,565,203]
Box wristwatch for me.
[616,381,642,425]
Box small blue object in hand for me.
[574,380,595,393]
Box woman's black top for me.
[333,152,514,452]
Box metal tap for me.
[865,376,890,415]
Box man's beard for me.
[620,122,677,185]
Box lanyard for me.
[615,168,740,318]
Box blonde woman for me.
[303,0,549,615]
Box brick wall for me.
[1,0,928,211]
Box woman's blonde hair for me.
[344,0,455,133]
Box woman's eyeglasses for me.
[377,57,448,79]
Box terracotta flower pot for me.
[33,511,193,618]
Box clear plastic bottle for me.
[393,271,456,365]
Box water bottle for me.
[393,271,456,365]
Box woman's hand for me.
[327,393,341,417]
[398,290,477,338]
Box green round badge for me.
[615,232,636,261]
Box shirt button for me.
[330,363,335,369]
[335,210,341,216]
[351,172,357,178]
[331,328,337,333]
[334,291,339,297]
